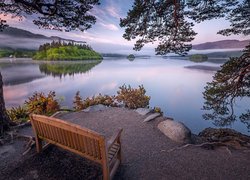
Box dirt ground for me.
[1,107,250,180]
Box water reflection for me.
[1,57,249,134]
[39,61,101,77]
[1,63,45,85]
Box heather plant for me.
[116,85,150,109]
[73,92,115,110]
[7,106,29,124]
[74,85,151,111]
[25,91,60,115]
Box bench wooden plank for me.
[30,114,122,180]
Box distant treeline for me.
[0,48,35,58]
[38,41,93,52]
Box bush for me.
[73,92,115,110]
[116,85,150,109]
[7,106,29,124]
[74,85,150,111]
[25,91,60,115]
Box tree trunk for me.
[0,71,10,137]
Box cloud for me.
[106,6,121,19]
[98,22,119,31]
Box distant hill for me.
[192,40,250,50]
[0,27,49,39]
[0,27,84,50]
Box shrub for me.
[25,91,60,115]
[116,85,150,109]
[73,91,85,111]
[74,85,151,111]
[73,92,115,110]
[7,106,29,124]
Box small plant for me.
[153,106,163,115]
[73,91,85,110]
[25,91,60,115]
[116,85,150,109]
[7,106,29,124]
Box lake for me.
[0,57,249,135]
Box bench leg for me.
[35,136,43,153]
[102,165,110,180]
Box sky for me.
[1,0,249,54]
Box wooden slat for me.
[32,114,102,139]
[77,134,86,153]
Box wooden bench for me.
[30,114,122,180]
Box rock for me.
[135,108,152,116]
[158,120,191,143]
[143,113,161,122]
[82,104,109,112]
[113,99,125,107]
[198,127,250,143]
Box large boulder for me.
[158,120,191,143]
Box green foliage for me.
[33,42,102,61]
[121,0,248,55]
[7,106,29,124]
[0,49,12,58]
[127,54,135,59]
[120,0,196,55]
[189,54,208,62]
[0,0,100,32]
[116,85,150,109]
[73,85,151,110]
[203,45,250,129]
[0,49,35,58]
[25,91,60,115]
[39,61,101,77]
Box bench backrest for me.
[30,114,106,164]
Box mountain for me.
[192,40,250,50]
[0,27,49,39]
[0,27,84,50]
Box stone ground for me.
[1,107,250,180]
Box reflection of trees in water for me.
[39,61,101,77]
[203,45,250,130]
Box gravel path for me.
[1,107,250,180]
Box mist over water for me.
[0,34,51,50]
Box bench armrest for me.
[107,128,123,150]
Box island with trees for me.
[189,54,208,62]
[33,41,103,61]
[127,54,135,60]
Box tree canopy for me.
[120,0,250,55]
[203,45,250,129]
[0,0,100,31]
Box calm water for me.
[0,57,249,134]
